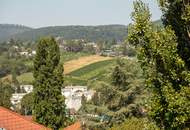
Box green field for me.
[22,51,90,69]
[68,59,116,81]
[16,55,116,85]
[60,51,90,63]
[63,59,116,86]
[64,76,87,86]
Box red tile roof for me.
[0,106,50,130]
[23,116,82,130]
[64,121,81,130]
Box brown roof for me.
[64,122,81,130]
[0,106,50,130]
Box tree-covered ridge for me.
[0,24,32,42]
[12,25,128,42]
[0,21,162,42]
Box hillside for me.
[65,59,116,86]
[1,55,112,84]
[0,21,162,42]
[0,24,32,42]
[0,24,128,42]
[64,55,112,74]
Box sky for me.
[0,0,162,28]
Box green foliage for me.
[33,37,68,129]
[80,94,88,113]
[121,43,137,57]
[0,81,13,108]
[17,72,34,84]
[2,25,128,42]
[109,117,159,130]
[64,76,87,86]
[83,44,96,54]
[111,65,127,90]
[21,92,33,115]
[15,52,89,85]
[69,59,116,81]
[128,0,190,129]
[0,24,32,42]
[158,0,190,69]
[60,51,89,63]
[0,55,29,78]
[64,40,84,52]
[11,65,20,93]
[88,58,145,128]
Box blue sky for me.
[0,0,162,28]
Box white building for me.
[19,50,36,57]
[62,86,95,111]
[84,90,95,101]
[10,85,33,110]
[32,51,36,55]
[19,51,28,56]
[11,93,27,108]
[10,85,95,111]
[65,95,82,111]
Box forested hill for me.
[0,20,162,42]
[0,24,32,42]
[11,25,128,42]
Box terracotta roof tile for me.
[64,122,81,130]
[0,106,50,130]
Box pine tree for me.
[33,37,68,130]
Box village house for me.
[10,85,34,109]
[19,50,36,57]
[10,93,27,109]
[10,85,95,112]
[62,86,95,111]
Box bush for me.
[109,117,159,130]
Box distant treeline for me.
[0,20,162,42]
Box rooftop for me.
[0,106,50,130]
[64,121,81,130]
[0,106,81,130]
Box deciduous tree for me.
[128,1,190,129]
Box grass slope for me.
[10,55,112,85]
[69,59,115,80]
[64,55,112,74]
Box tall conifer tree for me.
[33,37,67,130]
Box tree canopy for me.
[128,0,190,129]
